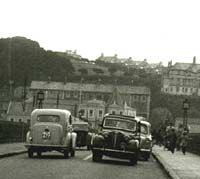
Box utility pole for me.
[22,78,27,112]
[8,38,13,101]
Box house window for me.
[98,110,103,118]
[112,111,116,114]
[176,87,179,92]
[65,91,70,98]
[89,109,94,117]
[19,119,22,122]
[73,91,78,98]
[120,111,123,115]
[170,86,173,92]
[185,88,188,93]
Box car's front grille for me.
[104,131,127,150]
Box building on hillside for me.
[96,53,164,74]
[161,57,200,96]
[28,80,150,120]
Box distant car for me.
[139,120,152,161]
[72,121,92,150]
[91,114,140,165]
[25,109,77,158]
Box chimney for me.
[47,76,51,83]
[193,56,196,64]
[64,76,67,84]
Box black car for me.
[91,114,140,165]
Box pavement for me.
[152,145,200,179]
[0,143,27,158]
[1,143,200,179]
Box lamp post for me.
[37,90,45,109]
[183,99,189,130]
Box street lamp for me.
[37,90,45,109]
[182,99,189,130]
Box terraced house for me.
[162,56,200,96]
[29,80,150,127]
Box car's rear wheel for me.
[37,151,42,157]
[92,151,102,162]
[130,153,138,165]
[28,149,33,158]
[143,152,150,161]
[64,150,69,159]
[70,149,75,157]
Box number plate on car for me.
[42,131,51,139]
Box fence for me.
[0,120,29,143]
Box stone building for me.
[29,80,151,120]
[162,57,200,96]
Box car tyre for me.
[70,149,75,157]
[92,151,102,162]
[130,154,138,165]
[28,149,33,158]
[37,151,42,158]
[64,150,69,159]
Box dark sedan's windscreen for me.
[104,118,136,131]
[37,115,60,122]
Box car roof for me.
[104,113,139,121]
[31,108,71,117]
[140,120,151,126]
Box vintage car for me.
[139,120,152,161]
[25,109,77,158]
[91,114,140,165]
[72,121,92,150]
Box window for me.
[98,110,103,117]
[185,88,188,93]
[73,91,78,98]
[65,91,70,98]
[37,115,60,123]
[112,111,116,114]
[170,86,173,92]
[120,111,123,115]
[176,86,179,92]
[89,109,94,117]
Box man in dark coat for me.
[168,128,177,154]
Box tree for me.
[150,107,173,131]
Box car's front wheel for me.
[92,151,102,162]
[64,150,69,159]
[28,148,33,158]
[130,153,138,165]
[37,151,42,157]
[70,149,75,157]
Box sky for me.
[1,0,200,66]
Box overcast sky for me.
[1,0,200,65]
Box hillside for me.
[0,37,74,86]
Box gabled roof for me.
[171,62,200,73]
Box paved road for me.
[0,149,169,179]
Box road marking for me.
[83,154,92,160]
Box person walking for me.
[168,128,177,154]
[180,130,189,155]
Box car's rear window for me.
[37,115,60,123]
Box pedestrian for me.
[180,130,189,155]
[168,128,177,154]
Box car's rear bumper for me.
[25,144,69,151]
